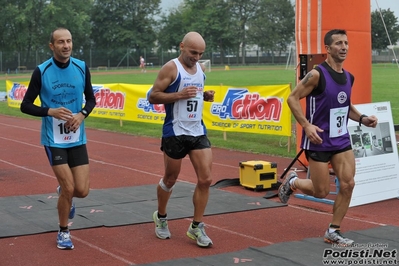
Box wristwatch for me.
[359,114,367,126]
[80,109,88,118]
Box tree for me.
[371,8,399,53]
[0,0,92,68]
[182,0,238,62]
[0,0,49,67]
[157,0,295,65]
[157,8,190,51]
[247,0,295,60]
[43,0,93,58]
[90,0,161,66]
[228,0,261,64]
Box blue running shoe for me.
[69,202,76,219]
[57,186,76,219]
[56,230,74,250]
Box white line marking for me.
[0,122,41,132]
[0,158,56,179]
[89,158,163,178]
[73,235,136,265]
[184,218,274,245]
[0,136,42,148]
[90,139,161,155]
[0,124,237,168]
[288,205,387,226]
[89,139,237,168]
[0,119,390,231]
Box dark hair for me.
[49,27,69,44]
[324,29,347,45]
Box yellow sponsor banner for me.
[6,80,40,108]
[204,84,291,136]
[90,83,166,124]
[6,81,291,136]
[90,83,130,121]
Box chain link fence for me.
[0,47,295,74]
[1,46,397,74]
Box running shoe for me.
[187,222,213,247]
[56,186,76,219]
[153,211,171,239]
[56,230,74,250]
[324,229,354,246]
[278,171,298,204]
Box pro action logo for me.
[210,88,283,122]
[93,85,125,110]
[8,83,27,100]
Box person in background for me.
[279,29,378,246]
[140,56,146,73]
[20,27,96,250]
[148,31,215,248]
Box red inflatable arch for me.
[294,0,372,163]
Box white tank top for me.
[167,58,205,136]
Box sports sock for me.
[289,176,298,189]
[59,226,68,232]
[328,223,340,233]
[191,221,200,228]
[157,212,167,219]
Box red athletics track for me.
[0,114,398,266]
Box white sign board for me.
[349,102,399,207]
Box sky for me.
[160,0,399,17]
[159,0,183,13]
[372,0,399,16]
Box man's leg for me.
[189,148,212,222]
[278,159,330,203]
[71,164,90,198]
[53,164,75,227]
[186,147,213,247]
[330,150,355,227]
[324,150,355,246]
[158,154,181,215]
[52,164,75,249]
[153,154,181,239]
[296,159,331,198]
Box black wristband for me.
[359,114,367,126]
[80,109,88,118]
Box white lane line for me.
[0,136,42,148]
[73,235,136,265]
[90,139,162,155]
[288,205,387,226]
[181,203,388,247]
[0,136,161,180]
[89,158,163,178]
[0,123,237,169]
[1,120,389,231]
[183,218,274,245]
[0,122,40,132]
[0,158,56,179]
[89,139,237,168]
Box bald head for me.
[182,32,206,48]
[178,31,206,68]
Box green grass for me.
[371,64,399,120]
[1,64,398,158]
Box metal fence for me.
[1,47,397,74]
[0,47,295,74]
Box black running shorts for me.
[44,144,89,167]
[161,135,211,159]
[305,145,352,163]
